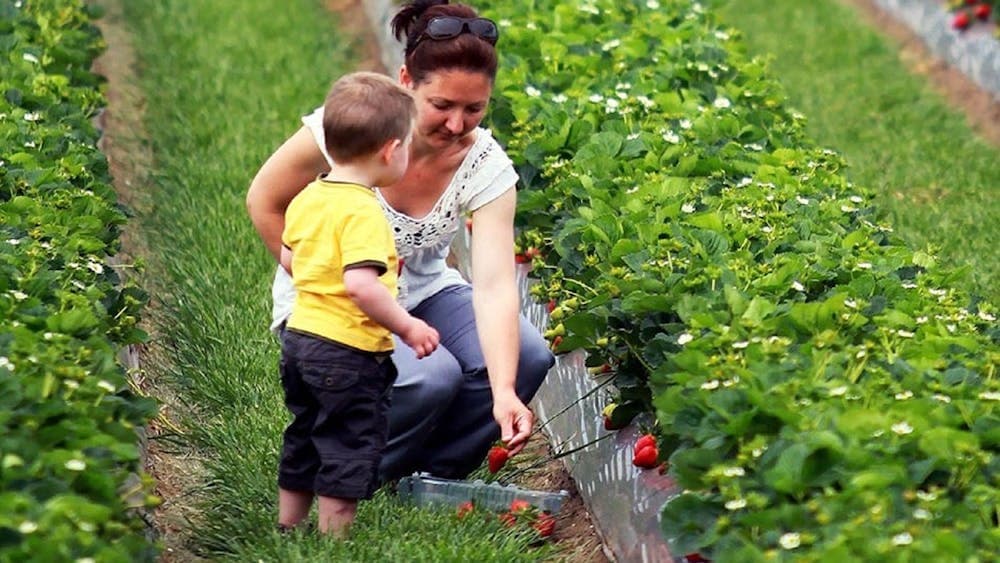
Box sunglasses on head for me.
[412,16,500,50]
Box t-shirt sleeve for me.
[301,106,336,169]
[464,129,520,211]
[339,211,391,276]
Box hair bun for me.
[391,0,450,42]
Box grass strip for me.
[715,0,1000,304]
[113,0,552,559]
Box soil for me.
[842,0,1000,147]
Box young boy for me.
[276,72,439,538]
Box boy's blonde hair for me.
[322,71,416,163]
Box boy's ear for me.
[380,138,403,164]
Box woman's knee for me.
[516,317,555,399]
[392,348,464,405]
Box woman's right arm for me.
[246,126,330,261]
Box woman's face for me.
[403,68,493,148]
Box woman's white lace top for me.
[269,106,518,331]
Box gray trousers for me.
[379,284,554,482]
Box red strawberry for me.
[498,511,517,528]
[633,444,659,469]
[953,11,971,29]
[487,445,510,473]
[524,246,542,260]
[465,217,473,231]
[550,335,563,350]
[509,499,532,515]
[456,500,474,519]
[533,512,556,537]
[975,3,991,20]
[514,253,529,264]
[966,0,978,5]
[684,553,710,563]
[635,433,657,453]
[546,299,557,314]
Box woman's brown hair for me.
[391,0,498,84]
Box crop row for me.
[477,0,999,560]
[1,1,157,561]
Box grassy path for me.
[716,0,1000,304]
[112,0,551,559]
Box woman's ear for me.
[399,65,413,89]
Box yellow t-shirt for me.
[282,179,398,352]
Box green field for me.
[717,0,1000,304]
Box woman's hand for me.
[492,391,534,456]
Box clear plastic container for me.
[397,473,569,514]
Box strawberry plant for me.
[1,1,158,560]
[478,0,1000,560]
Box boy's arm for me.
[342,267,439,358]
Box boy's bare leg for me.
[278,487,314,528]
[317,496,358,538]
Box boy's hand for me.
[400,318,439,359]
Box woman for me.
[246,0,554,483]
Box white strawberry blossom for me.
[829,386,848,397]
[525,86,540,97]
[86,262,104,274]
[97,380,116,393]
[677,333,694,345]
[902,282,917,289]
[604,98,620,113]
[896,330,914,338]
[18,521,38,534]
[601,39,621,51]
[725,498,747,510]
[679,119,692,129]
[700,380,720,390]
[681,203,696,213]
[714,30,730,40]
[844,299,858,309]
[892,532,913,546]
[779,533,801,550]
[916,316,928,324]
[978,310,996,322]
[6,238,20,245]
[498,19,511,27]
[588,94,603,103]
[736,177,752,187]
[761,226,772,233]
[857,262,873,270]
[11,290,28,301]
[916,491,937,501]
[64,380,80,390]
[732,341,749,349]
[579,4,599,15]
[840,205,857,213]
[791,281,805,292]
[928,288,947,297]
[891,422,913,435]
[23,112,41,121]
[722,466,745,477]
[796,196,809,205]
[914,509,931,520]
[0,357,13,371]
[979,391,1000,401]
[850,195,864,203]
[552,94,567,104]
[637,95,654,109]
[895,390,913,400]
[713,97,731,109]
[932,394,951,403]
[662,130,680,144]
[525,22,537,30]
[76,559,95,563]
[65,459,86,471]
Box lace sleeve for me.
[301,106,335,169]
[463,129,519,211]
